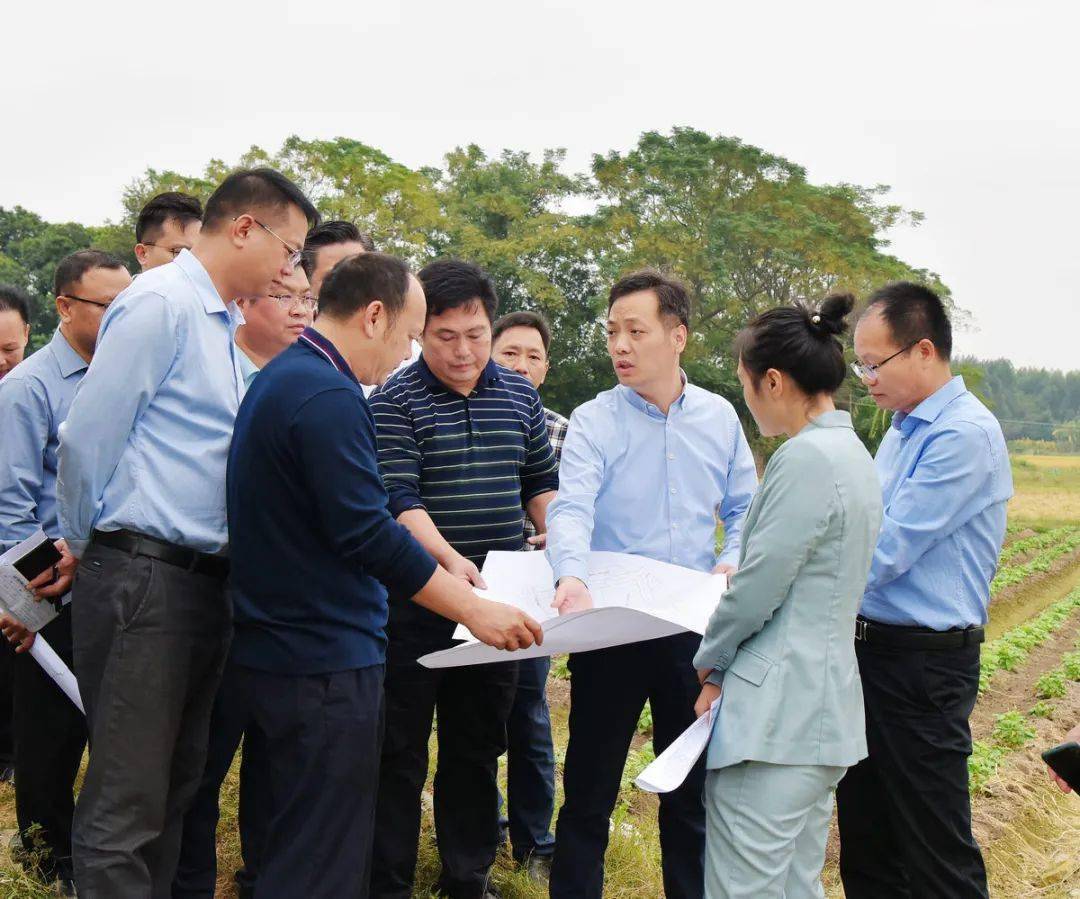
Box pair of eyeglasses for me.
[142,243,187,258]
[850,340,923,382]
[268,293,318,311]
[234,216,303,268]
[58,294,111,309]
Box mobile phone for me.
[1042,741,1080,793]
[12,539,62,582]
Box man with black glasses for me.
[134,192,204,271]
[51,168,318,897]
[0,250,130,898]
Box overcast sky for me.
[3,0,1076,371]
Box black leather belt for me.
[855,616,984,650]
[92,529,230,581]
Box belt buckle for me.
[855,619,868,642]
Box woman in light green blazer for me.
[693,294,883,899]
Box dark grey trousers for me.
[70,541,231,899]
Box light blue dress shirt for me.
[237,347,261,392]
[57,250,246,557]
[0,329,88,552]
[547,380,758,583]
[861,376,1013,630]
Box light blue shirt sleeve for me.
[58,292,180,557]
[867,423,994,592]
[715,422,757,567]
[546,407,607,585]
[0,375,51,551]
[693,441,835,673]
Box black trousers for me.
[14,605,87,882]
[173,649,270,899]
[71,541,231,899]
[549,633,706,899]
[837,639,989,898]
[0,638,14,771]
[238,663,385,899]
[371,616,518,899]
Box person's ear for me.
[917,338,935,363]
[673,323,688,354]
[364,300,385,338]
[766,368,783,396]
[134,244,149,266]
[55,296,72,324]
[230,214,256,248]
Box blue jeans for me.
[503,656,556,861]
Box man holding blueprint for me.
[545,270,757,899]
[0,249,130,896]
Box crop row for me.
[990,530,1080,595]
[979,587,1080,694]
[998,525,1079,567]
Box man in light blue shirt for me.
[48,168,319,898]
[0,251,130,897]
[546,270,757,899]
[837,282,1011,899]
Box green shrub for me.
[991,711,1036,748]
[1036,670,1068,699]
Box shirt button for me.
[670,487,677,495]
[672,522,679,529]
[668,452,675,460]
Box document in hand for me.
[635,696,721,793]
[418,550,727,669]
[0,529,61,633]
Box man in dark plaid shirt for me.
[491,311,567,882]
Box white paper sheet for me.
[635,696,721,793]
[29,636,84,714]
[420,551,726,669]
[0,529,59,632]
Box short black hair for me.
[0,284,32,325]
[735,293,855,395]
[53,250,127,298]
[418,260,499,322]
[301,220,375,278]
[135,192,203,243]
[864,281,952,361]
[608,269,691,330]
[492,310,552,353]
[201,167,320,232]
[318,252,411,323]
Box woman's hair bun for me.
[809,291,855,337]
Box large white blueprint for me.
[635,696,721,793]
[418,551,726,669]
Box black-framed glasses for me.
[58,294,111,309]
[142,242,187,258]
[234,216,303,268]
[851,340,923,382]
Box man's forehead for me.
[317,241,367,268]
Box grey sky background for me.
[3,0,1076,371]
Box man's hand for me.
[694,681,722,719]
[551,577,593,615]
[712,562,737,577]
[29,539,78,600]
[526,533,547,550]
[444,553,487,589]
[0,613,35,654]
[463,597,543,651]
[1048,723,1080,793]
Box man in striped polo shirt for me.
[369,261,559,899]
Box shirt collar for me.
[415,355,502,395]
[617,370,690,420]
[806,410,854,430]
[891,375,967,436]
[174,249,238,319]
[298,327,360,387]
[49,329,89,378]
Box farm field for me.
[1,454,1079,897]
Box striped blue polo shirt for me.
[370,356,559,568]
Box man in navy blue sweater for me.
[225,252,543,899]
